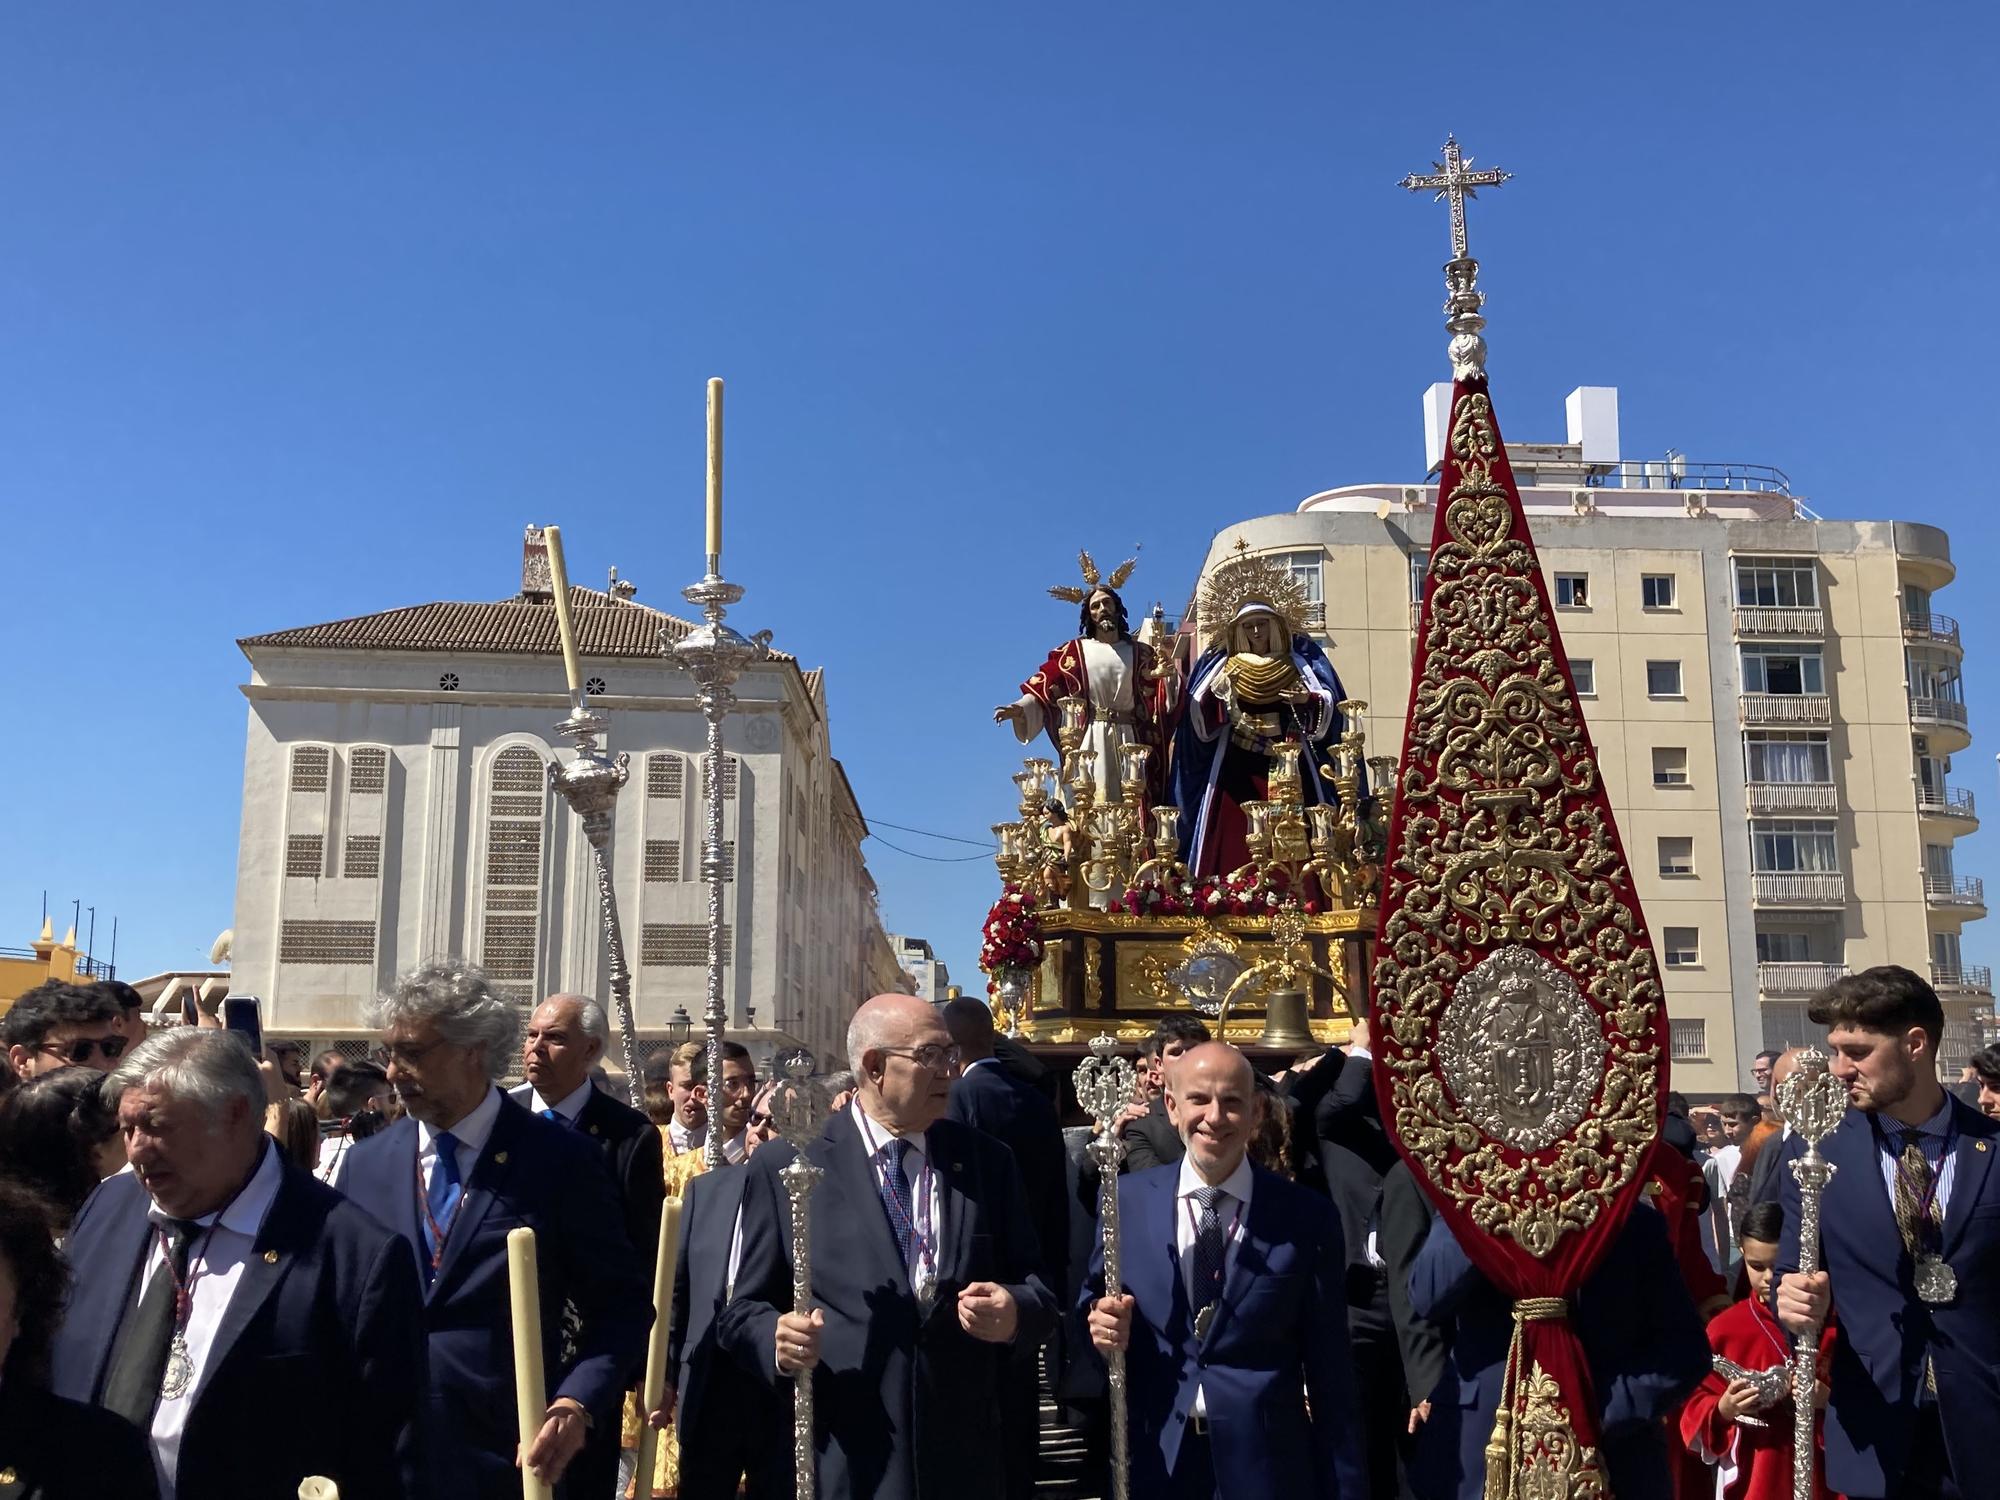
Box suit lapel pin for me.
[1976,1141,1989,1153]
[263,1249,280,1264]
[0,1465,17,1484]
[589,1125,601,1136]
[494,1151,509,1165]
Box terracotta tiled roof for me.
[239,586,795,663]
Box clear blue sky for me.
[4,3,1995,994]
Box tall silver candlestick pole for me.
[669,379,772,1168]
[1074,1034,1138,1500]
[546,702,642,1106]
[1775,1046,1847,1500]
[771,1051,830,1500]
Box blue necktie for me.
[540,1107,564,1125]
[423,1130,463,1277]
[878,1139,916,1268]
[1190,1186,1227,1326]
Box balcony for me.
[1931,963,1994,994]
[1752,872,1848,907]
[1916,785,1977,824]
[1758,961,1849,994]
[1924,873,1985,909]
[1746,781,1838,815]
[1908,694,1969,729]
[1903,611,1962,650]
[1734,606,1825,638]
[1741,693,1832,726]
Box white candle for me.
[507,1227,554,1500]
[705,378,724,566]
[632,1195,684,1495]
[543,526,585,700]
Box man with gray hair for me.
[335,961,651,1497]
[50,1026,425,1500]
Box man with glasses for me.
[720,993,1057,1500]
[3,980,127,1080]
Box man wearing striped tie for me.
[719,993,1058,1500]
[1776,966,2000,1500]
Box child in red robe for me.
[1680,1201,1836,1500]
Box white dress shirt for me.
[138,1138,286,1497]
[419,1085,504,1200]
[853,1104,940,1304]
[1173,1153,1254,1416]
[529,1077,595,1123]
[668,1116,705,1157]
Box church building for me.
[227,526,900,1072]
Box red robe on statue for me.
[1679,1297,1837,1500]
[1015,636,1173,809]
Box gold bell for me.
[1257,989,1318,1052]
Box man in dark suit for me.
[661,1162,787,1499]
[1286,1019,1403,1499]
[335,961,651,1498]
[718,992,1058,1500]
[511,991,666,1498]
[1119,1016,1210,1173]
[1375,1159,1447,1484]
[1743,1046,1802,1215]
[51,1027,424,1500]
[1088,1042,1366,1499]
[943,996,1069,1500]
[1407,1202,1709,1500]
[1776,966,2000,1500]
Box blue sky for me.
[3,3,1995,992]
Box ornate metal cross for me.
[1400,135,1511,262]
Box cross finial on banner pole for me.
[1399,134,1511,262]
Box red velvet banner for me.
[1371,375,1668,1495]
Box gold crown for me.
[1048,547,1139,605]
[1196,539,1309,651]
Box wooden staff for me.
[1073,1034,1137,1500]
[507,1227,554,1500]
[632,1196,686,1498]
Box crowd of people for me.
[0,962,1992,1499]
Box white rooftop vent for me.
[1565,386,1621,467]
[1422,382,1453,472]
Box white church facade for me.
[228,527,901,1071]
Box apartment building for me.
[1196,385,1985,1092]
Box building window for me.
[343,835,381,879]
[1745,732,1832,784]
[1741,647,1824,696]
[644,840,683,883]
[1657,837,1695,877]
[1662,928,1701,968]
[1571,659,1595,696]
[278,920,375,964]
[1554,573,1589,608]
[485,826,543,886]
[1641,574,1676,609]
[439,673,460,691]
[1278,551,1325,607]
[482,746,546,999]
[1408,552,1429,602]
[1669,1017,1707,1058]
[1755,929,1815,963]
[289,746,330,792]
[1735,557,1819,608]
[285,835,324,878]
[1646,660,1683,698]
[641,924,734,967]
[585,675,607,696]
[703,754,739,799]
[1750,819,1839,873]
[648,755,685,799]
[1652,747,1689,786]
[480,915,538,981]
[349,747,388,794]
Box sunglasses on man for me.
[40,1034,128,1066]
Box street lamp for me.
[666,1005,694,1048]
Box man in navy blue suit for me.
[943,996,1069,1500]
[335,962,651,1498]
[661,1160,787,1500]
[718,992,1058,1500]
[1776,965,2000,1500]
[1405,1199,1708,1500]
[1086,1041,1367,1500]
[52,1026,425,1500]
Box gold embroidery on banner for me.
[1513,1364,1608,1500]
[1376,390,1661,1255]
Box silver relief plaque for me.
[1438,946,1606,1151]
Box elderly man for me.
[3,981,126,1080]
[334,962,651,1498]
[1088,1042,1366,1500]
[718,993,1057,1500]
[50,1028,424,1500]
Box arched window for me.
[480,745,546,1003]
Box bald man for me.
[1088,1043,1366,1499]
[718,994,1057,1500]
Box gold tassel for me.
[1490,1297,1571,1500]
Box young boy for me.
[1680,1202,1832,1500]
